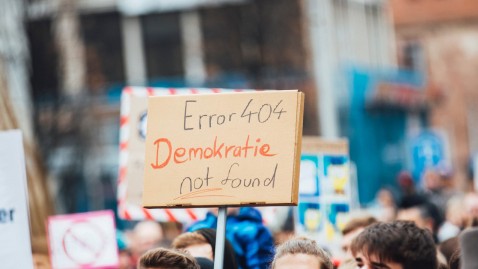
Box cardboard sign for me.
[295,137,354,245]
[143,90,304,208]
[48,210,119,269]
[118,87,248,221]
[0,130,34,269]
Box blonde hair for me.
[171,232,208,249]
[271,237,333,269]
[138,247,199,269]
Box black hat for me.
[195,228,238,269]
[195,257,214,269]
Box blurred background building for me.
[392,0,478,191]
[2,0,478,227]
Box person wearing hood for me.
[188,207,274,269]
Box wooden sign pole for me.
[214,206,227,269]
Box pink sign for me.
[48,210,119,269]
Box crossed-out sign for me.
[48,211,118,269]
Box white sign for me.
[0,130,34,269]
[48,211,119,269]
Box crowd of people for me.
[114,168,478,269]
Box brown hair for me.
[138,247,200,269]
[342,216,377,235]
[351,221,438,269]
[271,237,333,269]
[448,249,460,269]
[438,237,459,265]
[171,232,208,249]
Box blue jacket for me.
[188,207,275,269]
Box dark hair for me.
[138,247,199,269]
[438,237,459,265]
[342,216,377,235]
[448,249,460,269]
[351,221,438,269]
[194,228,238,269]
[399,196,444,237]
[195,257,214,269]
[418,203,444,233]
[271,237,333,269]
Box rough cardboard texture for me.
[143,90,304,208]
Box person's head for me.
[341,216,377,258]
[377,188,396,208]
[446,195,467,228]
[423,169,443,191]
[464,192,478,220]
[448,250,460,269]
[171,232,213,260]
[271,237,333,269]
[397,171,415,194]
[438,237,459,266]
[397,197,443,239]
[174,229,238,269]
[138,248,199,269]
[351,221,438,269]
[132,221,165,257]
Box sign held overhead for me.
[143,90,304,208]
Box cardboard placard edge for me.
[290,92,305,205]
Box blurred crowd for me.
[32,166,478,269]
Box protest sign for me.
[47,210,119,269]
[296,137,354,240]
[118,87,242,221]
[143,90,304,208]
[0,130,34,269]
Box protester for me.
[172,231,214,260]
[171,228,238,269]
[422,168,456,214]
[131,221,166,263]
[194,228,238,269]
[448,250,460,269]
[351,221,438,269]
[397,171,416,198]
[138,247,199,269]
[368,187,397,222]
[438,195,466,242]
[338,215,377,269]
[438,237,460,269]
[464,192,478,224]
[188,207,274,269]
[270,237,333,269]
[397,195,443,243]
[340,215,377,257]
